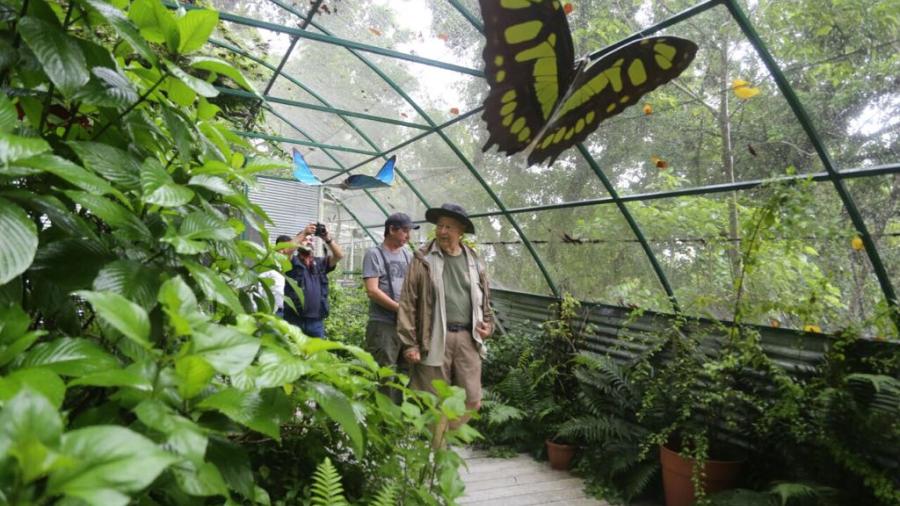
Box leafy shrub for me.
[325,282,369,348]
[0,1,468,504]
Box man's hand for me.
[403,347,421,364]
[475,320,492,339]
[302,223,317,236]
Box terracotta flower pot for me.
[545,439,576,470]
[659,444,743,506]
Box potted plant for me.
[545,432,577,471]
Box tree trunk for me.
[717,42,742,285]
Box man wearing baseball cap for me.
[397,203,493,435]
[362,213,420,402]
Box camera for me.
[314,222,327,238]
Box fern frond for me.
[557,415,643,444]
[770,481,836,506]
[369,481,398,506]
[311,457,348,506]
[487,403,526,425]
[707,489,776,505]
[620,459,659,501]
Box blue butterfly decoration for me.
[292,149,395,190]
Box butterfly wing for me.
[527,36,698,166]
[479,0,575,156]
[340,175,381,190]
[374,155,395,185]
[292,149,323,185]
[340,156,396,190]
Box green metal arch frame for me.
[206,36,424,219]
[259,0,560,297]
[195,0,898,331]
[356,164,900,226]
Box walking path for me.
[457,447,610,506]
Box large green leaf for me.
[128,0,178,52]
[75,290,150,348]
[310,383,365,457]
[18,17,90,98]
[0,301,30,344]
[69,365,152,391]
[206,438,255,500]
[140,158,194,207]
[66,141,141,190]
[254,347,312,388]
[64,191,151,240]
[189,56,256,93]
[74,67,139,108]
[133,399,208,462]
[0,388,64,483]
[30,238,111,294]
[172,461,229,497]
[158,276,207,336]
[0,198,38,285]
[0,93,15,133]
[162,107,193,165]
[174,355,215,399]
[14,154,122,200]
[17,338,120,377]
[176,9,218,54]
[162,74,197,107]
[192,323,259,375]
[165,61,218,98]
[0,368,66,409]
[4,191,99,242]
[0,302,39,367]
[0,132,50,165]
[93,260,161,310]
[187,175,236,196]
[198,388,291,440]
[84,0,156,65]
[47,425,178,501]
[183,260,244,314]
[180,211,238,241]
[0,330,44,368]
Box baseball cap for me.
[385,212,420,230]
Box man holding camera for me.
[283,222,344,337]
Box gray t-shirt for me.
[362,244,412,323]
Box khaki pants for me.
[411,329,482,405]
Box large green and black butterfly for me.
[479,0,698,166]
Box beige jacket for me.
[396,240,493,362]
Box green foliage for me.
[560,352,657,503]
[325,282,369,348]
[311,457,349,506]
[476,295,585,454]
[0,1,467,504]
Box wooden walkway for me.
[457,447,610,506]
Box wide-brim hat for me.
[425,203,475,234]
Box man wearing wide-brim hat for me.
[397,203,494,432]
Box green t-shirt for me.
[443,250,472,325]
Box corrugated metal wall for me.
[491,288,880,372]
[247,176,321,244]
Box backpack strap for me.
[376,247,395,301]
